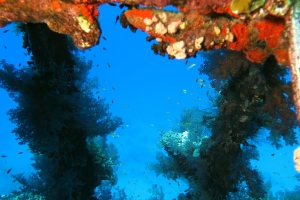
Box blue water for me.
[0,4,299,199]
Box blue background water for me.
[0,4,299,199]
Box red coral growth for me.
[77,4,100,23]
[254,18,286,48]
[124,8,290,65]
[125,9,153,20]
[227,23,249,50]
[226,18,289,65]
[273,49,289,66]
[229,17,289,65]
[245,49,269,64]
[220,22,229,36]
[124,9,154,29]
[0,0,101,49]
[253,18,289,65]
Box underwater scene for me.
[0,0,300,199]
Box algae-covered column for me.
[0,23,122,199]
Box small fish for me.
[1,155,7,158]
[107,63,111,68]
[271,153,274,156]
[167,97,171,100]
[206,91,209,96]
[176,102,180,104]
[119,4,125,9]
[187,64,196,69]
[196,78,205,83]
[182,89,187,94]
[96,64,99,67]
[108,2,116,6]
[4,46,7,49]
[24,52,27,56]
[125,105,129,108]
[115,16,120,25]
[102,36,106,40]
[93,54,96,57]
[112,87,116,90]
[18,63,21,67]
[185,60,188,65]
[3,30,8,33]
[102,88,106,91]
[7,168,12,174]
[112,100,113,104]
[103,47,106,50]
[18,152,23,154]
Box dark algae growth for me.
[149,50,298,199]
[0,24,122,199]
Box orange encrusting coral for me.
[124,8,290,66]
[125,9,154,20]
[124,9,154,30]
[226,18,289,65]
[50,0,62,11]
[158,35,177,43]
[220,22,228,37]
[245,49,269,64]
[228,23,249,50]
[254,19,286,49]
[274,49,290,66]
[253,18,289,65]
[76,4,100,23]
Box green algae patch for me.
[230,0,265,14]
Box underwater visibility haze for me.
[0,0,300,199]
